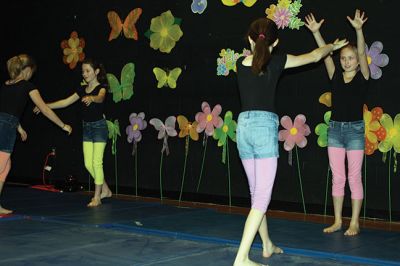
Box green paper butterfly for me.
[107,63,135,103]
[153,67,182,89]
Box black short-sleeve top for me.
[0,80,36,120]
[76,85,106,122]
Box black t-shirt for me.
[76,85,106,122]
[331,69,368,122]
[0,80,36,120]
[236,54,287,113]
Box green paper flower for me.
[149,10,183,53]
[378,113,400,153]
[213,111,237,163]
[107,119,121,155]
[315,111,331,148]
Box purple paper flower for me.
[365,41,389,80]
[191,0,207,14]
[273,7,291,29]
[126,112,147,144]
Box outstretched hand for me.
[63,124,73,135]
[305,13,324,33]
[347,9,368,30]
[332,38,349,51]
[33,106,40,115]
[81,96,93,106]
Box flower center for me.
[160,28,168,37]
[223,125,228,133]
[290,127,298,135]
[367,56,372,65]
[206,114,213,122]
[133,124,138,130]
[389,128,398,138]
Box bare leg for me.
[100,181,112,199]
[87,184,102,207]
[0,153,12,214]
[324,196,343,233]
[0,180,12,214]
[258,214,283,257]
[345,199,362,236]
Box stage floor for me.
[1,186,399,266]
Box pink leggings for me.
[0,151,11,182]
[241,158,277,213]
[328,147,364,199]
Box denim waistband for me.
[0,112,19,126]
[238,111,278,121]
[83,118,106,126]
[329,120,364,128]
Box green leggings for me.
[83,142,106,185]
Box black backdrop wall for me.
[2,0,399,219]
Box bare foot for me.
[344,223,359,236]
[100,189,112,199]
[0,206,13,215]
[87,197,101,207]
[233,258,267,266]
[263,242,283,258]
[323,222,342,233]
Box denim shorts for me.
[237,111,279,159]
[0,112,19,153]
[82,119,108,143]
[328,120,365,150]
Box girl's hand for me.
[305,13,324,33]
[347,9,368,30]
[332,38,349,51]
[62,124,72,135]
[18,126,27,141]
[81,96,93,106]
[33,106,41,114]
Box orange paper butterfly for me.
[107,8,143,41]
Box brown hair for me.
[82,58,108,89]
[6,54,36,79]
[247,18,278,75]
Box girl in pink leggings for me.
[233,18,347,266]
[305,10,369,236]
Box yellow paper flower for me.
[149,10,183,53]
[265,4,277,20]
[60,31,85,69]
[378,113,400,153]
[277,0,292,8]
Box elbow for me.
[311,51,322,63]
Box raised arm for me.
[347,9,369,80]
[29,89,72,134]
[305,13,335,79]
[285,39,348,69]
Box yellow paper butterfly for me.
[221,0,257,7]
[153,67,182,89]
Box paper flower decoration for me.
[365,41,389,80]
[177,115,199,141]
[107,8,142,41]
[126,112,147,154]
[213,111,237,163]
[378,114,400,154]
[221,0,257,7]
[363,105,386,155]
[60,31,85,69]
[315,111,331,148]
[150,116,177,155]
[145,10,183,53]
[153,67,182,89]
[195,101,224,136]
[217,48,251,76]
[191,0,207,14]
[265,0,304,30]
[279,114,311,151]
[107,63,135,103]
[107,119,121,194]
[319,92,331,107]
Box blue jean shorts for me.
[82,119,108,143]
[237,111,279,159]
[0,112,19,153]
[328,120,365,150]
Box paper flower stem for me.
[363,154,367,219]
[114,148,118,195]
[388,149,392,222]
[227,140,231,206]
[135,145,138,196]
[196,136,208,192]
[160,151,164,200]
[179,136,190,202]
[295,146,306,214]
[324,165,330,216]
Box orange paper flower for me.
[61,31,85,69]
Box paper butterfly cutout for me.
[153,67,182,89]
[107,63,135,103]
[222,0,257,7]
[177,115,199,141]
[107,8,142,41]
[150,116,177,155]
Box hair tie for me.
[258,33,265,40]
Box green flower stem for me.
[135,145,138,196]
[179,136,190,202]
[160,151,164,200]
[324,165,330,216]
[227,141,231,206]
[389,150,392,222]
[363,154,367,219]
[295,146,306,214]
[196,136,208,192]
[114,143,118,195]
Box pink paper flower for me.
[195,101,223,136]
[273,7,291,29]
[279,114,311,151]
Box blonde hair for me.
[6,54,36,79]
